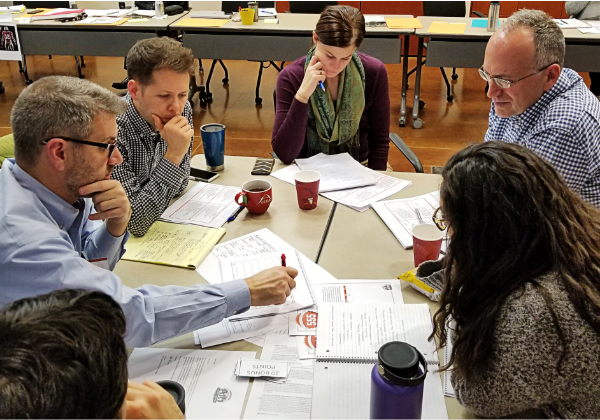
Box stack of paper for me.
[194,228,335,347]
[385,17,423,29]
[174,18,229,27]
[258,8,277,18]
[553,18,590,28]
[191,10,229,19]
[30,8,85,21]
[121,221,225,269]
[160,181,241,229]
[295,153,377,192]
[128,348,254,419]
[0,5,25,13]
[365,15,386,26]
[427,21,467,34]
[371,191,442,248]
[271,163,411,212]
[243,334,315,419]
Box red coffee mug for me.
[234,180,273,214]
[294,170,320,210]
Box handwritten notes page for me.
[160,181,240,229]
[121,222,225,268]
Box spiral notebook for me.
[310,303,448,419]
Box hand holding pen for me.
[295,55,326,103]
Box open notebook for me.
[310,303,448,419]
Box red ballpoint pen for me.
[281,254,286,267]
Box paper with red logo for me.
[128,348,254,419]
[288,280,404,336]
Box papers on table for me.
[372,190,441,248]
[295,153,377,192]
[128,348,254,419]
[235,358,289,383]
[288,279,404,337]
[385,17,423,29]
[243,334,314,419]
[174,17,229,27]
[364,15,385,26]
[121,222,225,269]
[553,18,591,28]
[258,8,277,17]
[191,10,229,19]
[160,181,240,229]
[0,5,25,13]
[271,164,411,212]
[579,26,600,34]
[427,21,467,34]
[77,17,127,25]
[84,8,136,17]
[310,303,448,419]
[193,229,333,347]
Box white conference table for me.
[116,155,472,418]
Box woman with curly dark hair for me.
[417,141,600,418]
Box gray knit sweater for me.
[416,263,600,418]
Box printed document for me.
[121,222,225,269]
[295,153,377,192]
[372,191,442,248]
[243,334,314,419]
[194,313,289,347]
[128,348,254,419]
[289,279,404,336]
[223,252,315,320]
[271,164,411,211]
[160,181,240,229]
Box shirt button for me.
[233,310,237,314]
[58,224,63,229]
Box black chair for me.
[408,1,466,103]
[195,1,277,106]
[272,90,423,173]
[288,1,337,13]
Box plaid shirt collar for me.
[123,93,159,140]
[501,68,578,127]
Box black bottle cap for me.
[377,342,427,386]
[156,380,186,414]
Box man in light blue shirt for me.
[480,9,600,207]
[0,76,298,347]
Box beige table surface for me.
[173,12,414,36]
[416,15,600,41]
[318,171,474,419]
[117,162,474,418]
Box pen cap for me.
[377,342,427,386]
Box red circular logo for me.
[304,335,317,350]
[296,311,318,329]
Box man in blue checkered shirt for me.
[481,9,600,207]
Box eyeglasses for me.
[478,63,554,89]
[432,207,447,231]
[42,137,117,158]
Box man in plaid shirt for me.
[112,38,194,236]
[481,9,600,207]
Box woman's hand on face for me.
[296,55,326,103]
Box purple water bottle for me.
[370,341,428,419]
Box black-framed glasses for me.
[42,137,117,158]
[432,207,447,231]
[478,63,554,89]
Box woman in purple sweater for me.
[271,6,391,170]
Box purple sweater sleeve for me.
[272,58,309,164]
[365,59,391,170]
